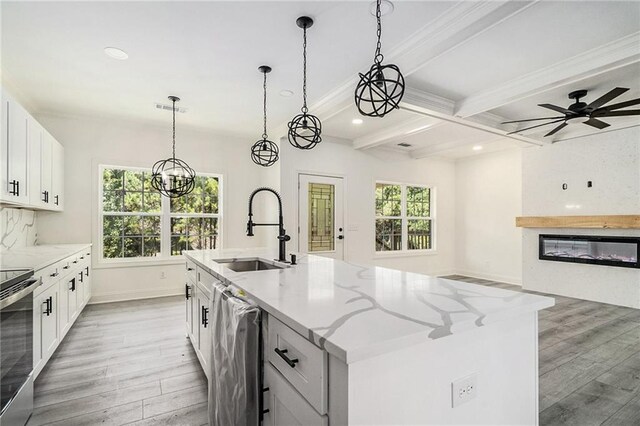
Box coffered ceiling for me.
[2,1,639,159]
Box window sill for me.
[94,257,186,270]
[373,250,438,259]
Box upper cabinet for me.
[2,87,64,211]
[1,90,30,205]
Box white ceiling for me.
[2,1,640,159]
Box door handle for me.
[274,348,299,368]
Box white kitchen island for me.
[184,248,554,426]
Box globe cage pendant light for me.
[151,96,196,198]
[288,16,322,150]
[251,65,279,167]
[354,0,405,118]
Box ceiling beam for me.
[353,115,436,150]
[455,32,640,118]
[409,136,510,160]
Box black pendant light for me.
[288,16,322,150]
[355,0,405,118]
[151,96,196,198]
[251,66,279,167]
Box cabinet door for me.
[198,292,211,372]
[83,264,92,304]
[40,285,59,360]
[77,270,86,309]
[41,131,53,204]
[28,118,45,208]
[185,281,193,337]
[51,138,64,210]
[1,90,30,204]
[264,364,328,426]
[65,276,78,328]
[58,278,70,337]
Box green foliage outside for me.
[102,169,220,259]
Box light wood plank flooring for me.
[30,280,640,425]
[445,275,640,426]
[27,296,208,426]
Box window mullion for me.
[402,184,408,251]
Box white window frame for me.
[374,180,436,256]
[97,164,223,265]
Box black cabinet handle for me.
[85,266,89,276]
[50,271,59,277]
[80,256,84,260]
[8,180,19,196]
[79,271,84,283]
[72,260,78,264]
[42,190,49,203]
[338,235,344,240]
[54,195,59,205]
[63,265,69,270]
[43,298,51,316]
[49,296,53,314]
[185,284,191,300]
[187,267,194,271]
[201,306,209,327]
[69,278,76,291]
[274,348,299,368]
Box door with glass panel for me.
[298,174,344,260]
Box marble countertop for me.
[1,243,92,271]
[185,248,555,364]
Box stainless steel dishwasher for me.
[209,281,262,426]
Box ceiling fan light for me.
[565,115,590,124]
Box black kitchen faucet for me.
[246,187,290,262]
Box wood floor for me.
[27,296,208,426]
[446,275,640,426]
[29,280,640,425]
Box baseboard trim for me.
[453,270,523,286]
[88,289,183,304]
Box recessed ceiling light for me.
[370,0,394,16]
[104,47,128,60]
[472,145,483,151]
[280,89,294,97]
[352,118,363,125]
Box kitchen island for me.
[185,248,554,425]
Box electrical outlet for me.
[160,271,166,279]
[451,374,477,408]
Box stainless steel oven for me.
[1,269,38,426]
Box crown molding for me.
[455,32,640,118]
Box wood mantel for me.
[515,215,640,229]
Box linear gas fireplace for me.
[539,234,640,269]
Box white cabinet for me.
[2,86,63,211]
[264,364,328,426]
[1,89,30,205]
[51,138,64,210]
[197,288,211,374]
[34,283,60,376]
[185,278,196,342]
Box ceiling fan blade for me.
[544,122,568,137]
[507,118,565,135]
[583,118,610,129]
[597,98,640,112]
[586,87,629,110]
[597,109,640,117]
[538,103,571,114]
[501,116,564,124]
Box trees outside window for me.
[375,182,433,252]
[100,166,221,262]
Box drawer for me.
[38,263,60,288]
[186,259,197,282]
[268,316,327,414]
[264,363,328,426]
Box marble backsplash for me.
[0,207,37,250]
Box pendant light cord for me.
[302,24,308,113]
[172,97,177,161]
[262,70,268,139]
[374,0,383,64]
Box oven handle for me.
[0,278,40,309]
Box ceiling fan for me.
[502,87,640,137]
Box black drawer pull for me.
[187,267,194,271]
[43,297,51,316]
[185,283,191,300]
[69,278,76,291]
[274,348,299,368]
[54,195,59,205]
[63,265,70,270]
[50,271,59,277]
[85,266,89,276]
[9,180,19,196]
[201,306,209,327]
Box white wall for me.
[455,149,523,285]
[35,113,279,303]
[279,139,457,276]
[522,126,640,307]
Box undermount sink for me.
[215,258,289,272]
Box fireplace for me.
[539,234,640,269]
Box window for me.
[375,182,433,252]
[100,166,222,262]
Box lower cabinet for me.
[37,284,59,366]
[33,246,92,378]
